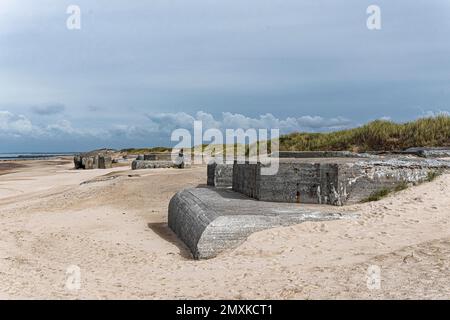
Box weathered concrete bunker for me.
[136,153,173,161]
[132,160,183,170]
[168,152,450,259]
[168,187,351,259]
[74,154,112,169]
[132,152,188,170]
[271,151,376,159]
[132,154,187,170]
[232,158,449,205]
[401,147,450,158]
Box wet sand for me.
[0,162,26,175]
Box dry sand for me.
[0,158,449,299]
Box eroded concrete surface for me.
[169,155,450,259]
[168,187,355,259]
[233,157,450,205]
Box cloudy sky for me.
[1,0,449,152]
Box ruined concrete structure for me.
[271,151,376,159]
[207,163,234,188]
[168,187,350,259]
[401,147,450,158]
[132,160,179,170]
[136,152,173,161]
[232,158,449,205]
[74,154,112,169]
[132,151,188,170]
[168,152,450,259]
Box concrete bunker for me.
[168,153,450,259]
[74,154,112,169]
[132,151,187,170]
[168,187,351,259]
[232,158,449,206]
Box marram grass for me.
[279,115,450,152]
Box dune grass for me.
[121,147,172,154]
[121,115,450,156]
[279,115,450,152]
[361,182,409,203]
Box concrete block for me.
[207,163,233,188]
[82,156,95,170]
[233,158,450,205]
[74,150,115,170]
[272,151,376,158]
[98,155,112,169]
[143,153,172,161]
[168,187,351,259]
[131,159,185,169]
[144,154,157,160]
[74,156,83,169]
[93,155,99,169]
[402,147,450,158]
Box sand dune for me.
[0,159,449,299]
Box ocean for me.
[0,153,75,160]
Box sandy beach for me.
[0,158,449,299]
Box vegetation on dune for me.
[120,115,450,155]
[361,170,444,203]
[361,188,392,203]
[426,170,443,182]
[361,182,409,203]
[121,147,172,154]
[279,115,450,152]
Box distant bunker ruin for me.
[74,153,112,170]
[136,153,173,161]
[132,152,187,170]
[171,151,450,259]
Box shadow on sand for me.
[147,222,193,259]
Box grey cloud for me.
[31,104,65,116]
[87,105,103,112]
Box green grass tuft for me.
[362,181,410,203]
[393,182,409,192]
[426,170,442,182]
[362,188,391,202]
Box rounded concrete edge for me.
[168,188,216,259]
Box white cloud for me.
[421,109,450,118]
[0,111,81,139]
[0,109,353,148]
[0,111,36,137]
[146,111,352,134]
[46,119,75,134]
